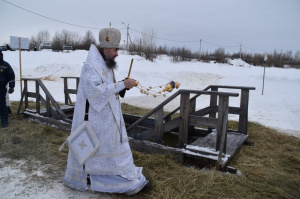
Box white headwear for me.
[99,28,121,48]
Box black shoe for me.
[87,175,91,185]
[8,107,11,114]
[1,124,8,128]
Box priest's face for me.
[104,48,119,69]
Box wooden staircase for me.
[17,78,74,130]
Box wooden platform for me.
[17,77,255,169]
[183,131,248,167]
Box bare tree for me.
[140,28,157,61]
[51,29,80,50]
[29,35,38,50]
[36,30,51,44]
[52,31,63,51]
[71,33,82,50]
[294,51,300,62]
[81,30,96,50]
[214,48,226,63]
[61,29,73,45]
[29,30,51,50]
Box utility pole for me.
[126,24,129,50]
[237,42,242,59]
[262,52,268,95]
[122,22,129,50]
[140,38,142,51]
[239,42,242,59]
[199,39,202,61]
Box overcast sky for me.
[1,0,299,54]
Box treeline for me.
[129,38,300,68]
[28,29,300,68]
[29,29,96,51]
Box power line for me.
[124,24,240,49]
[243,45,266,53]
[3,0,270,53]
[2,0,109,30]
[127,26,198,43]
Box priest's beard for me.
[105,58,118,69]
[100,50,118,69]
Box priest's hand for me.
[124,78,136,89]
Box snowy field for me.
[3,49,300,138]
[1,49,300,199]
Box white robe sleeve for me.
[81,64,125,113]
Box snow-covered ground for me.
[1,49,300,198]
[4,50,300,138]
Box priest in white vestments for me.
[63,28,148,195]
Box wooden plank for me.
[216,95,229,152]
[65,89,78,94]
[189,98,196,136]
[128,138,184,163]
[27,92,38,98]
[209,85,256,90]
[180,89,239,97]
[63,78,68,105]
[163,117,180,132]
[209,87,218,118]
[228,107,247,115]
[123,114,155,128]
[23,111,72,131]
[218,112,228,163]
[238,89,250,134]
[178,93,190,148]
[189,115,218,128]
[24,79,28,110]
[129,128,154,141]
[17,86,25,114]
[193,106,217,117]
[155,107,164,144]
[190,131,248,156]
[35,81,40,114]
[46,95,50,117]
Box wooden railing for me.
[61,77,80,105]
[163,85,255,135]
[17,78,71,123]
[126,85,255,162]
[127,89,238,153]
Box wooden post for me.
[188,98,196,136]
[262,53,267,95]
[24,79,28,110]
[238,89,250,134]
[35,80,40,114]
[209,86,218,132]
[178,93,190,148]
[19,37,23,99]
[216,95,229,152]
[262,66,265,95]
[63,78,68,105]
[155,107,164,144]
[217,113,228,164]
[46,95,50,117]
[76,77,80,90]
